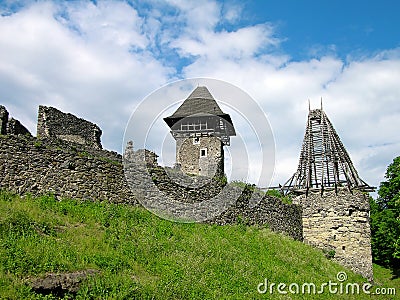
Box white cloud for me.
[178,30,400,189]
[0,0,398,192]
[0,1,172,150]
[63,1,148,50]
[172,24,279,60]
[166,0,221,32]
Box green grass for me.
[0,191,398,299]
[230,180,293,204]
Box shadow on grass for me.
[391,268,400,280]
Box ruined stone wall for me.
[176,136,223,177]
[0,104,374,280]
[123,147,302,239]
[0,105,31,136]
[0,133,301,240]
[37,106,102,149]
[149,166,226,204]
[294,189,373,281]
[7,118,31,136]
[0,105,8,135]
[208,187,303,241]
[0,134,137,204]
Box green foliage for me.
[213,175,227,186]
[229,182,292,204]
[265,189,281,198]
[377,156,400,212]
[266,189,293,204]
[77,151,90,158]
[230,180,256,192]
[98,156,121,166]
[33,140,42,148]
[395,237,400,259]
[370,198,400,269]
[0,191,399,299]
[370,156,400,270]
[323,249,336,260]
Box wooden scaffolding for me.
[282,105,374,195]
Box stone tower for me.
[164,86,235,177]
[282,106,375,281]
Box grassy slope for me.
[0,191,398,299]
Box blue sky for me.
[245,1,400,60]
[0,0,399,191]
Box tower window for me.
[193,137,200,145]
[180,121,208,131]
[200,148,207,157]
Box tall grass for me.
[0,191,398,299]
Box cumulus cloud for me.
[172,24,280,60]
[0,0,398,191]
[0,1,172,149]
[63,1,148,50]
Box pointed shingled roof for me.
[164,86,234,131]
[167,86,225,119]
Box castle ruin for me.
[37,105,102,149]
[164,86,236,177]
[282,105,374,281]
[0,100,375,281]
[0,105,31,136]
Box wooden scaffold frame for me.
[281,102,374,196]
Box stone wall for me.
[0,104,374,281]
[176,136,223,177]
[149,167,226,204]
[123,145,302,239]
[0,134,137,204]
[37,106,102,149]
[7,118,31,136]
[0,105,8,135]
[208,187,303,240]
[0,105,31,136]
[294,189,373,281]
[0,132,301,241]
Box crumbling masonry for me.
[283,106,374,281]
[0,105,31,136]
[37,105,102,149]
[0,103,374,281]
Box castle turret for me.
[282,105,374,281]
[164,86,235,177]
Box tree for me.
[370,156,400,269]
[377,156,400,213]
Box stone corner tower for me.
[164,86,236,177]
[282,105,375,281]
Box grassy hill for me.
[0,191,398,299]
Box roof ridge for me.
[165,86,225,119]
[187,86,215,100]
